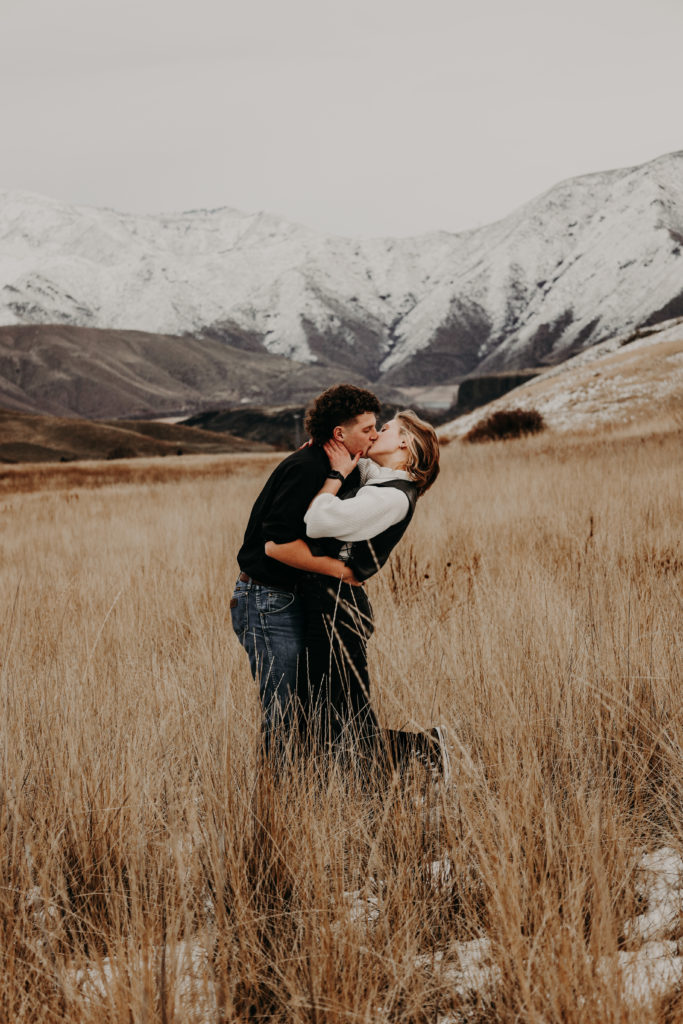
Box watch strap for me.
[326,470,345,483]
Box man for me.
[230,384,381,753]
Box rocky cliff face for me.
[0,150,681,414]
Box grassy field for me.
[0,427,681,1022]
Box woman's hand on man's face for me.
[323,439,361,476]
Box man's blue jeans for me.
[230,576,304,754]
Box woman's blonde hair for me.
[396,410,440,496]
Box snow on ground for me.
[602,941,683,1008]
[71,940,216,1022]
[434,847,683,1019]
[416,937,501,1002]
[342,888,380,927]
[56,844,683,1020]
[347,846,683,1016]
[624,847,683,944]
[439,317,683,440]
[596,846,683,1011]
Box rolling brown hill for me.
[0,408,272,464]
[0,323,386,420]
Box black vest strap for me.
[308,479,418,581]
[346,479,418,582]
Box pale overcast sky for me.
[1,0,681,236]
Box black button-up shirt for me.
[237,443,360,589]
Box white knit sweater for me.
[304,460,412,543]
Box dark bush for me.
[106,445,137,460]
[464,407,546,443]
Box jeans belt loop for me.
[239,571,269,588]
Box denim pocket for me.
[258,589,296,615]
[230,588,247,638]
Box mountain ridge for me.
[1,150,682,414]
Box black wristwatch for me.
[326,470,345,483]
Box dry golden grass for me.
[0,428,681,1022]
[0,451,280,496]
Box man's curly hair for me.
[305,384,381,444]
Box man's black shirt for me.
[237,444,361,588]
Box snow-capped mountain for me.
[1,151,682,392]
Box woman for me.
[265,410,448,776]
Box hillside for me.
[439,317,683,440]
[0,323,391,419]
[0,408,271,464]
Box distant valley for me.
[0,323,388,420]
[2,316,680,465]
[0,408,271,465]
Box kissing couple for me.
[231,383,450,780]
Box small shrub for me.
[464,407,546,443]
[106,445,138,460]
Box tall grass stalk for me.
[0,429,680,1022]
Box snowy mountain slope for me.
[438,317,683,438]
[0,151,682,393]
[0,191,454,374]
[381,152,683,383]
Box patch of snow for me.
[71,940,216,1023]
[624,847,683,943]
[416,938,501,1000]
[599,941,683,1009]
[429,855,454,885]
[426,845,683,1012]
[593,847,683,1009]
[342,889,380,927]
[50,842,683,1019]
